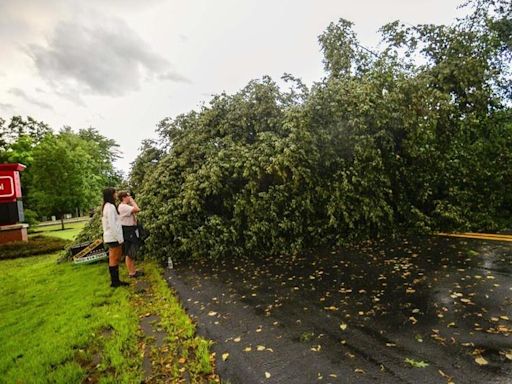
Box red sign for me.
[0,164,25,202]
[0,176,15,199]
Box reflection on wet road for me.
[169,236,512,383]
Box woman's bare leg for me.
[109,245,122,266]
[125,256,136,275]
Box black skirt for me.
[122,225,140,259]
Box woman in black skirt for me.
[118,191,143,278]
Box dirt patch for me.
[74,346,102,383]
[135,279,170,383]
[167,236,512,383]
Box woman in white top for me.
[118,191,142,278]
[102,187,128,287]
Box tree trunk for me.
[60,215,65,230]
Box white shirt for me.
[102,203,124,243]
[118,203,137,226]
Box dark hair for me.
[102,187,118,213]
[117,191,129,200]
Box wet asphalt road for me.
[166,236,512,383]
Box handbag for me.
[136,221,149,242]
[122,225,139,243]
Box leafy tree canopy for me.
[129,139,165,194]
[135,0,511,263]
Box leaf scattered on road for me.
[405,358,429,368]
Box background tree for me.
[26,127,122,227]
[0,115,51,153]
[0,116,52,213]
[31,134,91,229]
[77,127,123,187]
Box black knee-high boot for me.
[109,265,129,287]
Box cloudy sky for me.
[0,0,467,174]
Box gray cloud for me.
[159,71,191,83]
[0,102,15,112]
[54,88,86,107]
[8,88,54,110]
[0,0,163,22]
[27,17,188,100]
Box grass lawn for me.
[0,254,142,384]
[30,221,87,241]
[0,244,217,383]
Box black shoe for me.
[111,280,130,287]
[109,265,130,287]
[129,271,145,278]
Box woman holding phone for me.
[118,191,143,278]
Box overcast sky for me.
[0,0,467,175]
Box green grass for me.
[0,256,219,383]
[30,221,87,241]
[0,254,142,384]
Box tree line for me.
[0,116,122,229]
[131,0,512,262]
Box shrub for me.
[22,208,40,227]
[0,235,70,260]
